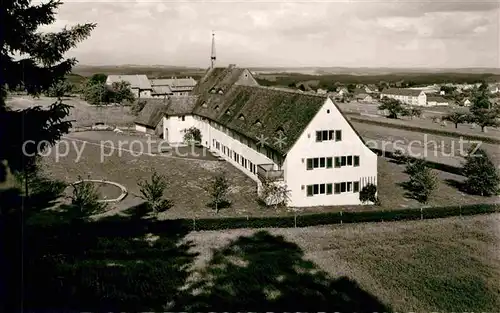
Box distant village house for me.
[379,88,427,106]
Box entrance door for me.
[163,127,169,142]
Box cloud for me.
[42,0,500,68]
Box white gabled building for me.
[380,88,427,106]
[134,65,378,208]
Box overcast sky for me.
[41,0,500,68]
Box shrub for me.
[70,177,107,217]
[259,178,291,209]
[206,173,230,213]
[404,159,438,204]
[138,172,173,216]
[359,183,380,205]
[392,149,408,164]
[183,126,202,145]
[462,146,500,196]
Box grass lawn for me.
[352,120,500,164]
[6,95,136,127]
[36,131,497,220]
[39,131,259,219]
[185,213,500,312]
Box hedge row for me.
[372,148,463,175]
[30,203,499,235]
[197,204,499,230]
[350,116,500,145]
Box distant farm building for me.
[150,77,197,97]
[426,96,449,106]
[380,88,427,106]
[106,75,152,98]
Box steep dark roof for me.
[135,65,369,157]
[192,65,247,95]
[134,96,198,127]
[135,102,167,128]
[192,85,327,154]
[381,88,424,97]
[427,96,448,102]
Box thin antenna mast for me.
[210,31,216,69]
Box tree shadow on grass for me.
[2,185,197,312]
[444,178,468,193]
[397,181,421,202]
[205,199,232,211]
[176,231,392,312]
[3,179,392,312]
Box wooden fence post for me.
[420,207,423,220]
[193,218,196,231]
[340,210,343,225]
[294,213,297,228]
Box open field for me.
[6,95,136,127]
[342,103,500,138]
[38,131,497,219]
[352,121,500,165]
[72,65,206,80]
[186,213,500,312]
[338,100,460,116]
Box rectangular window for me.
[347,156,353,166]
[354,156,360,167]
[313,158,319,168]
[328,130,335,140]
[334,183,341,194]
[326,157,333,168]
[316,131,322,142]
[326,183,333,195]
[307,158,313,170]
[347,182,352,192]
[335,157,341,168]
[335,130,342,141]
[320,157,326,168]
[313,184,319,195]
[307,185,313,197]
[353,181,360,193]
[322,130,328,141]
[319,184,326,194]
[341,156,347,166]
[341,182,347,193]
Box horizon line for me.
[74,64,500,70]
